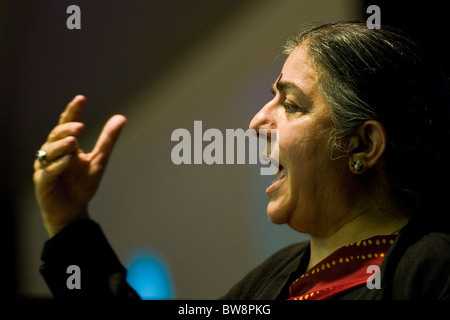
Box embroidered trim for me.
[288,235,396,300]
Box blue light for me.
[125,251,174,300]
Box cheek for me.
[282,130,337,222]
[268,113,335,223]
[285,129,329,178]
[287,146,324,202]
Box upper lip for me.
[263,155,283,174]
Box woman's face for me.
[249,44,348,235]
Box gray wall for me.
[7,0,362,298]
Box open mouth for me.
[266,158,286,192]
[275,164,286,181]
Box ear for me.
[347,120,387,174]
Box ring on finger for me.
[36,149,49,167]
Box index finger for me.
[58,95,86,125]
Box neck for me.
[306,210,410,271]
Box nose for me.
[249,100,279,164]
[249,100,277,135]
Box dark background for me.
[368,1,450,76]
[2,1,449,298]
[1,0,255,299]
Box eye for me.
[282,101,302,114]
[270,87,305,114]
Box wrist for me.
[44,207,89,238]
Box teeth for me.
[277,167,286,180]
[265,155,285,184]
[271,166,286,185]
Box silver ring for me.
[36,150,49,167]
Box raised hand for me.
[33,95,126,237]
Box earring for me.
[351,160,364,173]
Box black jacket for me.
[40,218,450,299]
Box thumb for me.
[91,115,127,168]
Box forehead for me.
[281,44,318,96]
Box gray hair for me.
[284,23,380,154]
[284,22,450,222]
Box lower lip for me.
[265,173,286,194]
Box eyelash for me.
[270,89,302,114]
[282,101,300,113]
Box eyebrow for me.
[271,77,313,109]
[272,81,302,93]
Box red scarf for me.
[288,235,396,300]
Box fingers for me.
[35,95,86,170]
[36,154,73,179]
[35,95,126,174]
[47,121,84,143]
[58,95,86,125]
[33,154,73,192]
[34,137,78,171]
[91,115,127,167]
[35,121,84,171]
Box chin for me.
[266,200,313,234]
[266,201,291,225]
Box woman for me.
[34,22,450,299]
